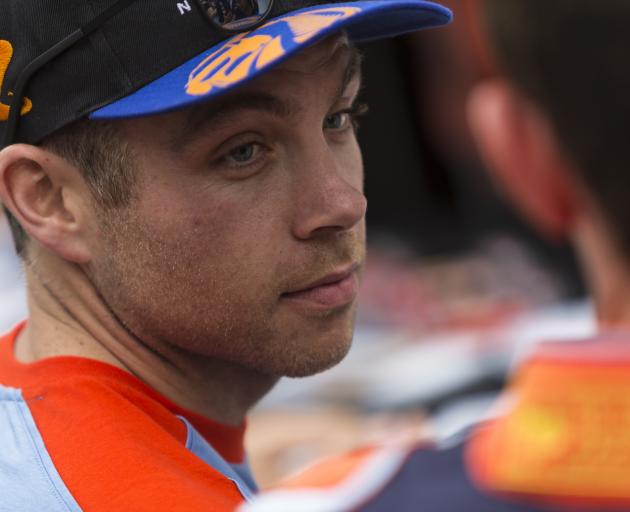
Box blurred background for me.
[0,0,595,489]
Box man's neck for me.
[16,250,278,426]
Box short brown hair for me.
[483,0,630,254]
[4,119,137,257]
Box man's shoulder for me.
[237,438,464,512]
[243,335,630,512]
[239,431,571,512]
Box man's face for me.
[88,35,367,378]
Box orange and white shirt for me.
[0,322,255,511]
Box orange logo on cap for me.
[0,40,33,122]
[186,6,361,97]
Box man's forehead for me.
[251,34,362,101]
[245,36,360,99]
[273,33,357,76]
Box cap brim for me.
[90,0,451,120]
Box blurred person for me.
[241,1,630,511]
[0,1,451,511]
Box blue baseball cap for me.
[92,1,452,119]
[1,0,450,146]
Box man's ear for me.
[0,144,93,262]
[467,79,578,240]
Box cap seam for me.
[79,0,133,118]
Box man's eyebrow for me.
[172,93,301,151]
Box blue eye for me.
[225,143,260,165]
[324,104,369,132]
[324,112,350,131]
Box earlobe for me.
[0,144,92,263]
[467,80,578,240]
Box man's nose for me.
[291,155,367,240]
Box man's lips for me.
[281,264,360,310]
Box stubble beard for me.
[89,207,365,378]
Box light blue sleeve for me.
[0,385,82,512]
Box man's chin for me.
[268,333,354,379]
[282,352,350,379]
[241,302,356,378]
